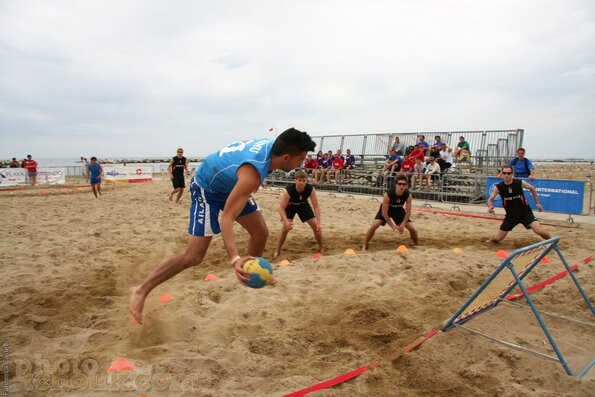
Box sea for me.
[30,157,204,176]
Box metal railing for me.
[311,129,524,159]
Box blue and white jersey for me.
[193,139,273,194]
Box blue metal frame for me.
[441,237,594,377]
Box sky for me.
[1,0,594,159]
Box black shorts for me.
[500,211,537,231]
[285,203,315,222]
[172,174,185,189]
[374,208,411,226]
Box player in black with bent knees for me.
[487,165,551,243]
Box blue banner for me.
[485,177,585,214]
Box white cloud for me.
[0,0,594,159]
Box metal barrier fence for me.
[311,129,524,160]
[264,171,485,206]
[264,171,593,218]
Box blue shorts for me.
[90,177,101,184]
[188,182,259,237]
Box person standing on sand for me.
[168,148,189,203]
[362,174,418,250]
[23,155,38,186]
[129,128,316,324]
[487,165,550,243]
[86,157,104,198]
[273,170,323,259]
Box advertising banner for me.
[0,168,66,187]
[103,166,153,183]
[485,177,585,215]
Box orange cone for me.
[344,248,356,255]
[496,249,508,258]
[204,273,217,281]
[107,357,136,373]
[280,259,290,266]
[453,247,463,255]
[312,253,322,259]
[397,245,408,254]
[159,293,173,303]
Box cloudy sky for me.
[1,0,594,159]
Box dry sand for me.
[0,178,593,396]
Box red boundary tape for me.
[282,255,592,397]
[414,207,579,228]
[505,255,592,300]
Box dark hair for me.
[396,174,408,183]
[517,147,525,152]
[90,156,97,161]
[272,128,316,157]
[501,165,513,173]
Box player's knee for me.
[252,225,269,241]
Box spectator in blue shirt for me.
[503,148,535,180]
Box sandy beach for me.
[0,177,593,396]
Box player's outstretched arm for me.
[310,188,322,231]
[522,180,543,211]
[487,186,498,214]
[220,164,262,276]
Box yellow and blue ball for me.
[242,257,273,288]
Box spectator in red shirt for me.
[399,155,415,184]
[330,152,344,184]
[23,154,38,186]
[408,144,426,163]
[303,154,319,182]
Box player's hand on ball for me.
[233,256,253,286]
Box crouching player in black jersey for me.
[274,170,324,258]
[362,174,418,250]
[487,165,551,243]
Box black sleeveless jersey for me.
[171,156,187,176]
[384,188,409,214]
[286,184,313,205]
[496,179,530,214]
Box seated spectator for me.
[315,150,324,163]
[455,136,471,161]
[429,135,443,158]
[382,149,401,175]
[343,148,356,179]
[389,136,405,156]
[423,157,442,189]
[330,152,344,183]
[303,154,319,182]
[399,155,415,184]
[410,157,425,190]
[437,143,453,171]
[318,153,332,183]
[417,135,429,154]
[408,143,426,163]
[503,147,535,180]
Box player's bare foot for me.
[319,246,325,255]
[361,243,368,251]
[273,250,280,259]
[128,286,145,325]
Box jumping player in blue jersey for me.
[129,128,316,324]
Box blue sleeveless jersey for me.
[193,139,273,194]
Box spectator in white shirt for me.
[423,157,442,189]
